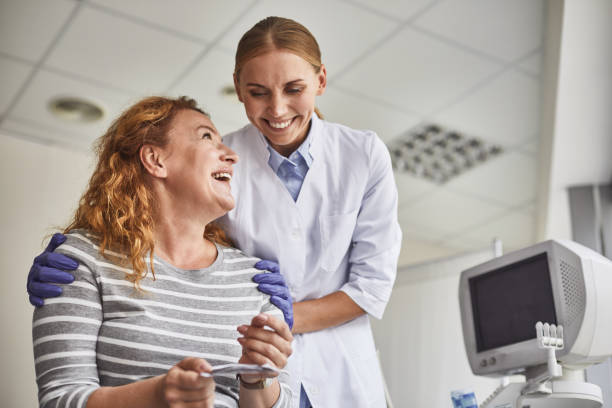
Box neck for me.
[152,190,218,270]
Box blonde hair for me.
[64,96,231,288]
[235,16,324,118]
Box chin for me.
[220,199,235,214]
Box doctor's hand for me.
[253,260,294,329]
[237,314,293,373]
[160,357,215,408]
[27,233,78,307]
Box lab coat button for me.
[310,386,319,395]
[291,229,300,238]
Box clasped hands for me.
[161,314,292,407]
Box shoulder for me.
[56,230,101,259]
[317,119,389,163]
[217,244,261,270]
[56,229,126,268]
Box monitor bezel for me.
[459,240,584,376]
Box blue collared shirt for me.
[266,130,313,201]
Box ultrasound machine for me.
[459,240,612,408]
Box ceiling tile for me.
[459,209,535,252]
[318,87,421,143]
[1,117,89,151]
[398,189,506,236]
[445,151,537,207]
[349,0,437,22]
[413,0,544,62]
[218,0,399,78]
[436,234,486,252]
[335,26,501,115]
[0,56,34,115]
[0,0,76,62]
[9,69,136,147]
[395,171,437,206]
[169,47,249,133]
[87,0,250,43]
[397,218,447,243]
[397,238,461,267]
[45,7,204,93]
[434,69,539,146]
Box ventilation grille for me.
[387,123,503,184]
[560,260,586,327]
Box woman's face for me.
[235,50,326,156]
[161,109,238,219]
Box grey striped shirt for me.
[32,230,292,408]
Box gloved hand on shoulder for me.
[27,233,78,307]
[253,260,294,329]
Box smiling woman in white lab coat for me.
[220,17,402,408]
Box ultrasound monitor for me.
[459,240,612,377]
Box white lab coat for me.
[219,115,402,407]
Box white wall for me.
[0,132,93,407]
[537,0,612,240]
[371,248,500,407]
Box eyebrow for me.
[196,125,219,136]
[246,79,305,88]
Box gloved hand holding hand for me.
[27,233,78,307]
[253,260,294,329]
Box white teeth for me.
[212,172,231,181]
[269,119,291,129]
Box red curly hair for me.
[64,96,231,287]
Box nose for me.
[268,92,288,118]
[220,143,239,164]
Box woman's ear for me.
[316,64,327,96]
[233,73,244,103]
[139,144,167,178]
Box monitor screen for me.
[469,253,557,352]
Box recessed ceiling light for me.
[48,96,104,123]
[388,123,503,184]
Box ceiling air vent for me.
[48,96,104,123]
[388,123,503,184]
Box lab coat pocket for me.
[319,209,359,272]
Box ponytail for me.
[314,107,323,119]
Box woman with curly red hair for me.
[31,96,293,408]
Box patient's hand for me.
[237,314,293,375]
[161,357,215,408]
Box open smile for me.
[211,171,232,182]
[265,117,295,130]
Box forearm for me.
[292,291,366,334]
[238,380,281,408]
[86,376,166,408]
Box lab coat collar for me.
[266,133,313,173]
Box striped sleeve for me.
[32,237,103,408]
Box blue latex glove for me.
[27,233,78,307]
[253,260,294,329]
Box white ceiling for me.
[0,0,545,263]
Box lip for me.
[264,117,295,131]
